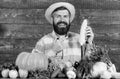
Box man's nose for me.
[60,17,65,21]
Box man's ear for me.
[51,17,53,23]
[51,15,54,24]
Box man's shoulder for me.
[37,32,54,44]
[41,33,53,39]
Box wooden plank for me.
[91,24,120,34]
[80,9,120,24]
[0,38,37,50]
[109,55,120,72]
[0,9,120,25]
[0,0,120,9]
[0,24,53,38]
[0,9,46,24]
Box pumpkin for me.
[15,52,48,71]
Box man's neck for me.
[57,34,66,37]
[55,32,68,40]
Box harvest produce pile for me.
[76,45,112,78]
[0,45,116,79]
[0,62,54,79]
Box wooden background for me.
[0,0,120,71]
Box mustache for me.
[57,21,68,25]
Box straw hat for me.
[45,2,75,24]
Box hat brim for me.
[45,2,75,24]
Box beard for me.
[53,21,70,35]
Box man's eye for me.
[55,15,60,18]
[64,15,68,18]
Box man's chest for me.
[44,38,81,57]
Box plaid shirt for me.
[32,31,116,72]
[32,31,83,65]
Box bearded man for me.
[32,2,94,71]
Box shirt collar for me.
[51,31,69,40]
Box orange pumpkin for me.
[15,52,48,71]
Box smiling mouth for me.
[60,23,66,25]
[58,23,66,26]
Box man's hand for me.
[85,26,94,44]
[53,40,63,54]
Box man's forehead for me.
[53,10,70,16]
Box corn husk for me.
[79,19,88,46]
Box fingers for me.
[85,26,94,44]
[86,26,94,37]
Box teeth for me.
[59,23,65,26]
[60,24,65,26]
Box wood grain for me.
[0,9,120,25]
[0,0,120,9]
